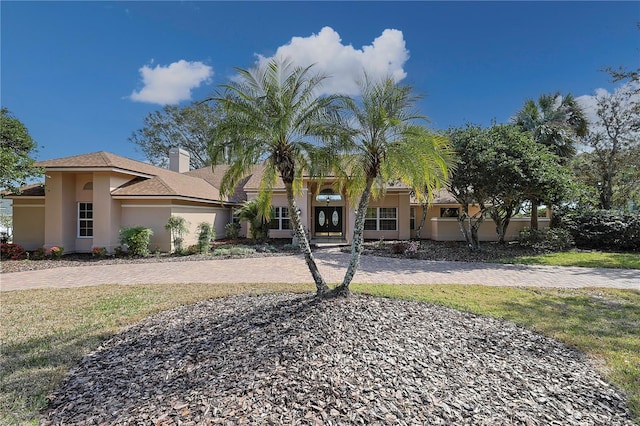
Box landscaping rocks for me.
[42,293,634,425]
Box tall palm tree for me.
[513,92,588,229]
[333,76,454,296]
[207,57,347,296]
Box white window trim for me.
[270,206,290,230]
[365,207,398,231]
[77,202,94,238]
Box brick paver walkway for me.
[1,249,639,291]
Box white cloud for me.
[130,60,213,105]
[256,27,409,95]
[576,88,609,127]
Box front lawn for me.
[498,250,640,269]
[1,284,639,424]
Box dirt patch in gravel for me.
[42,293,634,425]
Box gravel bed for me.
[42,293,634,425]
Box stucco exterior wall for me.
[121,203,172,252]
[363,193,403,240]
[11,201,45,250]
[44,172,77,253]
[170,205,229,248]
[431,217,550,242]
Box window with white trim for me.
[364,207,397,231]
[78,202,93,237]
[269,207,290,230]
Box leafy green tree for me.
[448,124,571,247]
[129,102,223,169]
[333,76,454,295]
[0,108,43,192]
[208,57,347,296]
[513,93,588,228]
[576,76,639,210]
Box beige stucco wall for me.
[11,201,45,250]
[431,217,550,242]
[170,205,230,249]
[120,202,172,252]
[363,193,403,240]
[44,172,77,253]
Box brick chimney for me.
[169,148,190,173]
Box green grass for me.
[1,283,639,424]
[499,249,640,269]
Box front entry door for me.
[315,206,343,236]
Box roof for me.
[36,151,226,203]
[1,183,45,197]
[185,165,249,203]
[36,151,166,177]
[410,188,459,205]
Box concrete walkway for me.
[1,249,639,291]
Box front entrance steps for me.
[310,237,349,248]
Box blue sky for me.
[2,1,639,164]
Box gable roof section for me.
[111,173,222,202]
[36,151,164,177]
[185,165,249,203]
[37,151,226,203]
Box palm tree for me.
[234,199,270,242]
[513,92,588,229]
[333,76,454,296]
[207,57,347,296]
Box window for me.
[364,207,397,231]
[410,207,416,230]
[78,202,93,237]
[269,207,290,230]
[440,207,460,218]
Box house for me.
[5,150,548,253]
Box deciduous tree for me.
[0,108,42,192]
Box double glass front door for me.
[315,206,343,236]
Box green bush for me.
[518,227,575,252]
[119,226,154,257]
[213,246,256,256]
[165,216,189,253]
[1,243,26,260]
[225,222,241,239]
[560,210,640,252]
[196,222,215,254]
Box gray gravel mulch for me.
[42,293,634,425]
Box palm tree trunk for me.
[333,178,374,297]
[415,203,428,239]
[285,184,329,296]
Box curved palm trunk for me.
[285,184,329,296]
[333,178,374,297]
[415,202,428,239]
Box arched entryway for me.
[313,188,345,241]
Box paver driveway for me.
[1,249,639,291]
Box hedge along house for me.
[6,149,238,253]
[6,149,548,253]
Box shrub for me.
[213,246,256,257]
[119,226,154,257]
[165,216,189,253]
[405,240,420,256]
[518,228,574,252]
[560,210,640,252]
[91,246,107,258]
[282,243,301,252]
[392,242,406,254]
[225,222,241,240]
[113,246,125,257]
[48,246,64,259]
[1,243,26,260]
[31,247,47,260]
[197,222,215,254]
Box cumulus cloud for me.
[130,60,213,105]
[256,27,409,95]
[577,83,639,127]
